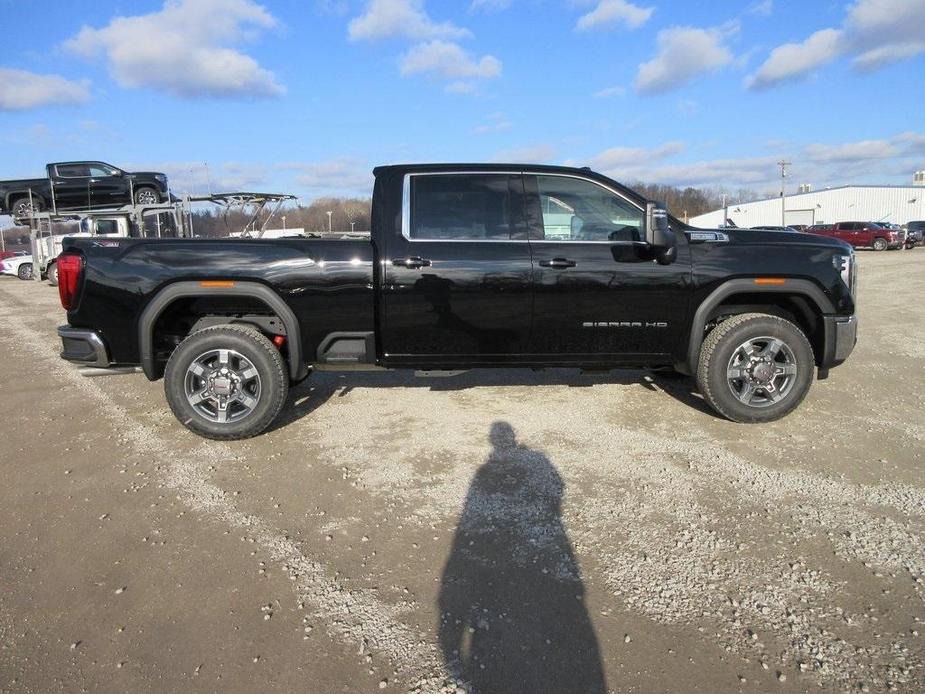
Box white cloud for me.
[845,0,925,69]
[846,0,925,45]
[853,41,925,71]
[585,141,685,170]
[749,0,925,89]
[635,27,734,94]
[746,28,842,90]
[290,158,374,195]
[581,130,925,188]
[64,0,283,99]
[472,112,512,134]
[348,0,470,41]
[804,139,899,164]
[747,0,773,16]
[400,40,501,91]
[593,85,626,98]
[893,131,925,154]
[576,0,654,31]
[0,68,90,110]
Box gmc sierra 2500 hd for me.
[56,164,858,439]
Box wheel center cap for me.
[212,376,235,396]
[753,362,775,383]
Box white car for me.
[1,254,36,280]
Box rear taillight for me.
[57,252,84,310]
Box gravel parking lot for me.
[1,250,923,693]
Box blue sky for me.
[1,0,923,205]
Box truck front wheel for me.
[696,313,814,423]
[164,325,288,440]
[47,262,58,286]
[134,187,160,205]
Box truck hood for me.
[695,228,853,253]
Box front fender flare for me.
[683,278,835,375]
[138,281,305,382]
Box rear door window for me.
[408,174,519,240]
[55,164,90,178]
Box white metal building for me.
[690,185,925,229]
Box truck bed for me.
[63,236,376,369]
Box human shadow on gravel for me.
[268,367,715,432]
[436,422,606,694]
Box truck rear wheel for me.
[11,196,43,219]
[47,262,58,286]
[164,324,288,440]
[696,313,814,423]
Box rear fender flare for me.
[138,281,305,381]
[683,278,834,375]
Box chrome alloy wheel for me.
[136,189,158,204]
[725,336,797,408]
[184,349,261,423]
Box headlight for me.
[833,253,856,296]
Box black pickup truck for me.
[0,161,169,219]
[56,163,858,439]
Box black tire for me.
[46,262,58,287]
[11,196,43,220]
[164,324,288,440]
[872,237,888,251]
[17,262,33,280]
[134,187,160,205]
[696,313,814,423]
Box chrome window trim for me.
[400,171,645,244]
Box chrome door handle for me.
[392,256,432,269]
[539,258,576,269]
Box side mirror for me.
[569,215,583,237]
[646,201,677,265]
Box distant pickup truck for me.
[805,221,902,251]
[0,161,169,219]
[56,163,859,439]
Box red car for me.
[805,221,902,251]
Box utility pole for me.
[778,160,791,226]
[326,210,333,233]
[721,193,728,228]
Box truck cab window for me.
[534,175,643,243]
[56,164,91,178]
[410,174,513,240]
[88,164,118,177]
